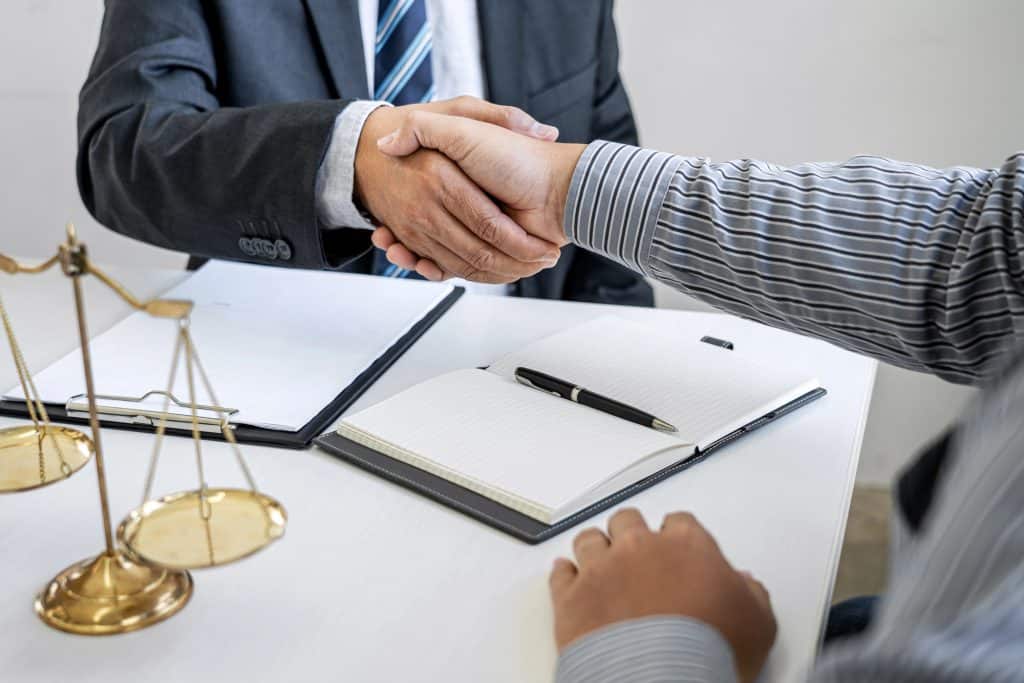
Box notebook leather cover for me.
[314,387,826,543]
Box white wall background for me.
[2,1,1019,484]
[0,1,186,268]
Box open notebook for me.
[324,316,824,535]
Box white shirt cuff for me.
[316,100,391,229]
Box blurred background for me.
[0,1,1019,532]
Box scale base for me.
[34,550,192,635]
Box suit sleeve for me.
[561,0,653,306]
[588,0,638,147]
[565,142,1024,384]
[77,0,373,269]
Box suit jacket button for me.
[274,239,292,261]
[256,238,278,259]
[238,237,257,256]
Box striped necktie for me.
[372,0,434,278]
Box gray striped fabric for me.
[557,617,737,683]
[565,142,1024,384]
[555,142,1024,683]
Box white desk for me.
[0,264,875,683]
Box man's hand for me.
[369,112,587,280]
[354,97,562,283]
[550,509,777,683]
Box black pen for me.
[513,366,677,433]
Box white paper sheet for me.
[340,369,682,517]
[6,261,455,431]
[488,316,820,449]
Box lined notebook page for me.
[488,316,819,448]
[338,369,682,518]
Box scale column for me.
[67,245,115,555]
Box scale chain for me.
[141,329,184,504]
[186,328,258,492]
[0,290,72,482]
[181,323,216,566]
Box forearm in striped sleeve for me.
[563,142,1024,384]
[555,616,738,683]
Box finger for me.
[375,227,436,274]
[417,203,551,279]
[385,244,448,282]
[377,110,479,160]
[386,217,477,280]
[549,557,578,598]
[573,527,611,567]
[372,227,398,250]
[413,257,446,282]
[432,96,559,141]
[384,243,419,271]
[410,230,515,285]
[379,224,433,268]
[439,168,560,264]
[661,512,725,557]
[660,511,700,534]
[741,572,773,612]
[381,236,452,281]
[607,508,650,541]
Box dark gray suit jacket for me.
[77,0,653,306]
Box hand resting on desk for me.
[551,509,777,683]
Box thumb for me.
[435,96,559,141]
[377,110,479,159]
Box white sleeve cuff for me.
[315,100,391,229]
[556,616,739,683]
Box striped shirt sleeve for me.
[556,616,738,683]
[563,142,1024,384]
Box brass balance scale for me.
[0,224,286,634]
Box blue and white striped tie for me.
[373,0,434,278]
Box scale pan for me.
[118,488,286,570]
[0,425,93,493]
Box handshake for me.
[353,96,588,282]
[357,99,780,682]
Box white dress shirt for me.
[317,1,503,294]
[358,0,485,103]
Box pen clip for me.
[513,373,563,398]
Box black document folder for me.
[315,387,826,543]
[0,266,464,449]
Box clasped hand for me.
[354,97,584,282]
[552,509,777,683]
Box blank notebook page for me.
[488,316,819,448]
[339,368,681,515]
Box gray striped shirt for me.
[555,142,1024,683]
